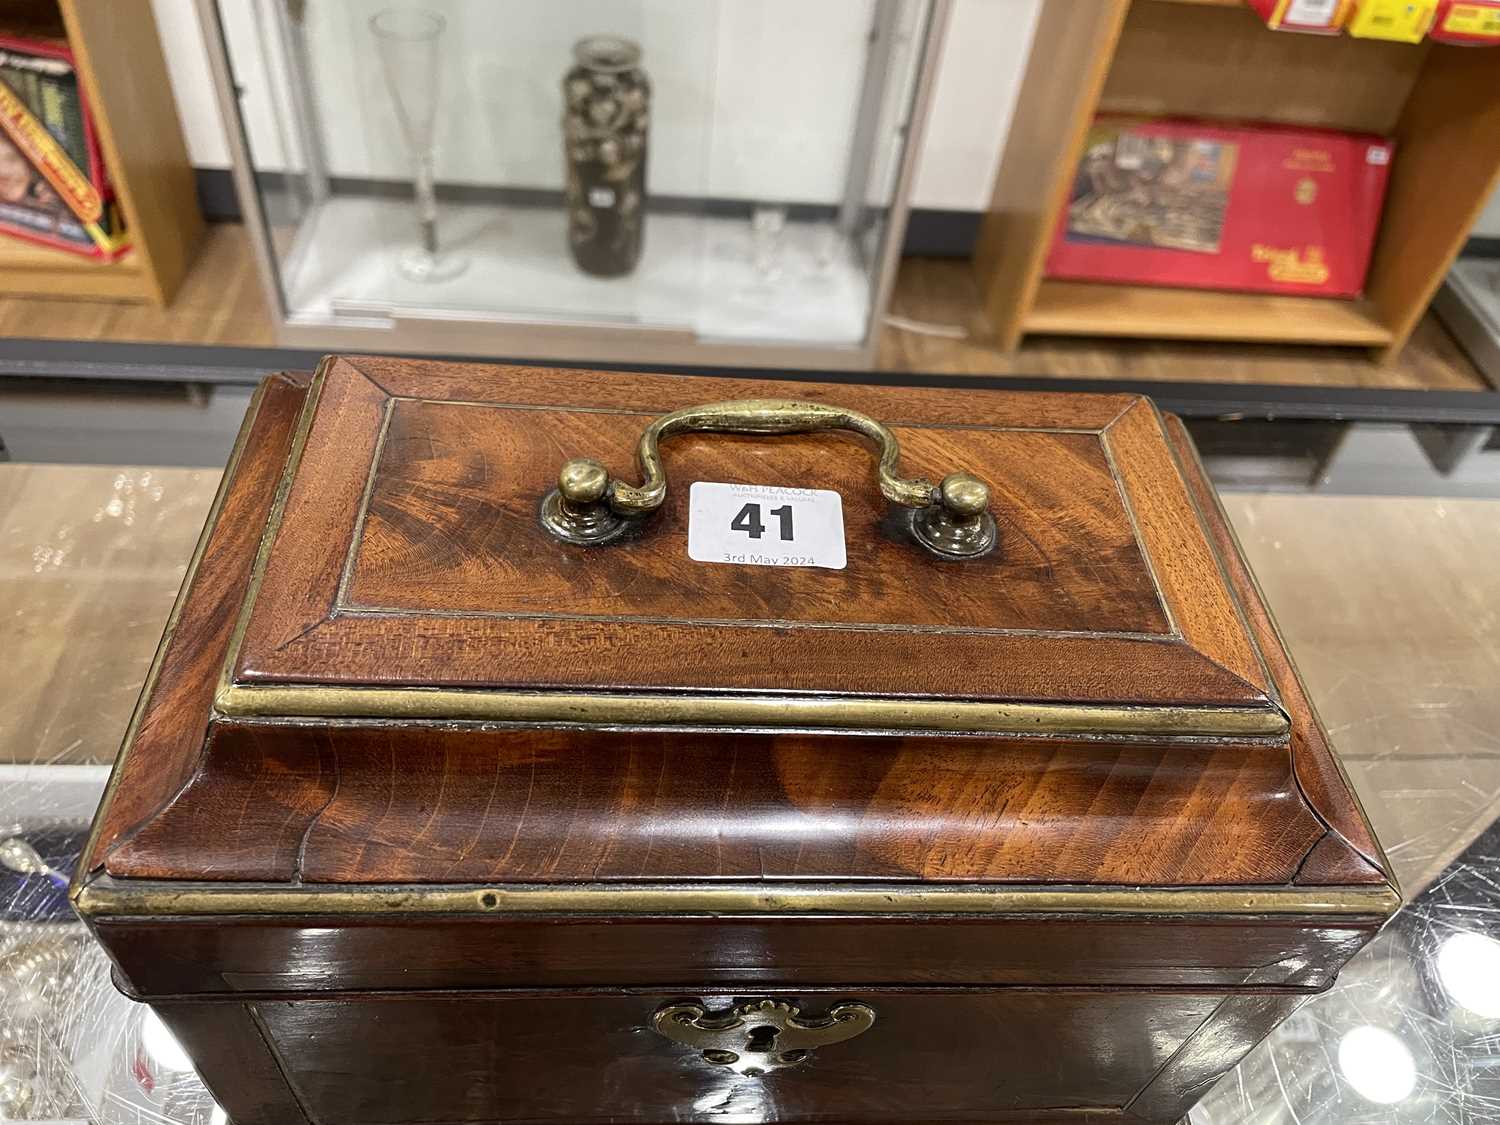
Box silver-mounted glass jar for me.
[562,36,650,278]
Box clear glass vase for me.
[370,8,467,283]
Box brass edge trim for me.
[1170,420,1399,896]
[74,878,1402,920]
[331,603,1184,643]
[217,358,333,697]
[213,683,1289,738]
[72,378,274,904]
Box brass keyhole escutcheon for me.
[651,998,876,1076]
[746,1025,779,1053]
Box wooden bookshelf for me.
[1026,282,1393,346]
[977,0,1500,361]
[0,238,144,301]
[1150,0,1247,7]
[0,0,202,305]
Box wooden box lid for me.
[224,358,1285,739]
[78,359,1395,901]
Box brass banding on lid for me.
[215,683,1289,739]
[74,875,1400,920]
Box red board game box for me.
[0,32,129,260]
[1432,0,1500,42]
[1044,118,1394,299]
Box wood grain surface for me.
[1100,1,1424,134]
[105,722,1327,884]
[0,225,271,344]
[147,1001,312,1125]
[881,259,1492,390]
[248,988,1223,1122]
[349,399,1166,634]
[234,358,1277,713]
[71,365,1405,1125]
[1366,42,1500,363]
[54,0,204,304]
[82,360,1392,895]
[974,0,1130,349]
[1164,417,1387,886]
[84,372,310,876]
[96,912,1376,995]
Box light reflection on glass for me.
[1435,931,1500,1019]
[1336,1025,1416,1105]
[140,1008,194,1073]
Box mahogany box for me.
[76,357,1398,1124]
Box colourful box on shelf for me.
[1432,0,1500,41]
[0,32,128,260]
[1245,0,1351,34]
[1044,118,1394,299]
[1346,0,1439,39]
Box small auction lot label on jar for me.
[687,482,847,570]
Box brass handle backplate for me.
[539,398,997,560]
[651,998,876,1076]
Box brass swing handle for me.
[539,398,998,560]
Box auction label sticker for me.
[687,482,847,570]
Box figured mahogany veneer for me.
[83,359,1388,889]
[77,361,1397,1125]
[350,400,1166,635]
[230,357,1273,708]
[110,723,1333,885]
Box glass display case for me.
[1436,255,1500,389]
[198,0,947,367]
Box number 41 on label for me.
[729,502,794,542]
[687,482,847,570]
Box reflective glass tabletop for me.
[2,422,1499,1122]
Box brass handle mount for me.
[539,398,997,560]
[651,998,876,1076]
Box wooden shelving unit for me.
[976,0,1500,360]
[1027,282,1394,346]
[0,239,146,302]
[0,0,202,305]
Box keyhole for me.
[746,1025,780,1053]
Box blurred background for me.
[0,0,1497,470]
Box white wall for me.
[911,0,1037,210]
[1476,183,1500,239]
[152,0,231,166]
[149,0,1039,211]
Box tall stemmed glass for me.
[369,7,466,282]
